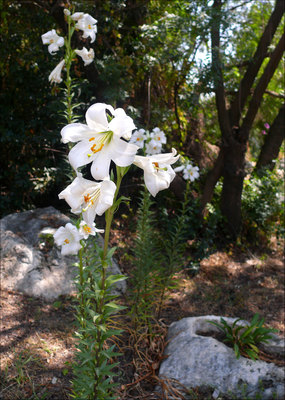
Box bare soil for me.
[0,232,284,400]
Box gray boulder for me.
[158,315,285,399]
[0,207,126,301]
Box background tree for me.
[200,0,284,237]
[1,0,284,244]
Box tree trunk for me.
[200,149,224,214]
[255,103,285,171]
[220,138,246,237]
[206,0,284,239]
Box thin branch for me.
[227,0,255,12]
[225,52,273,70]
[265,89,285,99]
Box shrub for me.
[242,168,284,240]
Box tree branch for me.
[239,32,285,142]
[255,103,285,171]
[227,0,255,12]
[229,0,284,127]
[265,89,285,99]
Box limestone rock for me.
[158,315,285,399]
[0,207,126,301]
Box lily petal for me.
[86,103,114,131]
[68,140,94,170]
[58,174,96,212]
[61,123,93,143]
[109,137,138,167]
[110,109,136,138]
[90,151,111,181]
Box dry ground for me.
[0,234,284,399]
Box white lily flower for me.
[41,29,64,55]
[134,148,179,197]
[53,223,82,256]
[58,174,116,225]
[145,138,162,155]
[79,220,104,239]
[129,128,147,148]
[61,103,138,180]
[71,12,84,21]
[175,163,200,181]
[75,13,98,43]
[150,127,167,144]
[48,59,65,84]
[185,164,200,181]
[75,47,94,66]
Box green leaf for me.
[234,343,240,359]
[105,274,127,288]
[240,325,255,339]
[250,313,260,326]
[249,343,259,353]
[106,246,117,259]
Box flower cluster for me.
[54,103,179,255]
[174,160,200,182]
[130,127,167,155]
[41,9,97,84]
[53,221,103,255]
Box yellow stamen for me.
[91,143,104,154]
[82,188,101,212]
[64,239,70,244]
[84,194,91,203]
[89,137,95,141]
[83,225,92,234]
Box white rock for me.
[0,207,126,301]
[158,316,285,399]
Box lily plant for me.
[42,6,181,399]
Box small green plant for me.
[129,187,162,327]
[209,314,278,360]
[13,350,34,386]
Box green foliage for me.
[129,187,162,325]
[208,314,278,361]
[155,182,194,314]
[71,237,125,399]
[130,182,203,321]
[242,168,284,239]
[0,2,69,216]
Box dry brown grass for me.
[0,234,284,399]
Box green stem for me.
[92,166,126,398]
[64,14,76,126]
[78,245,86,328]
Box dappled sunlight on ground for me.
[0,240,284,399]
